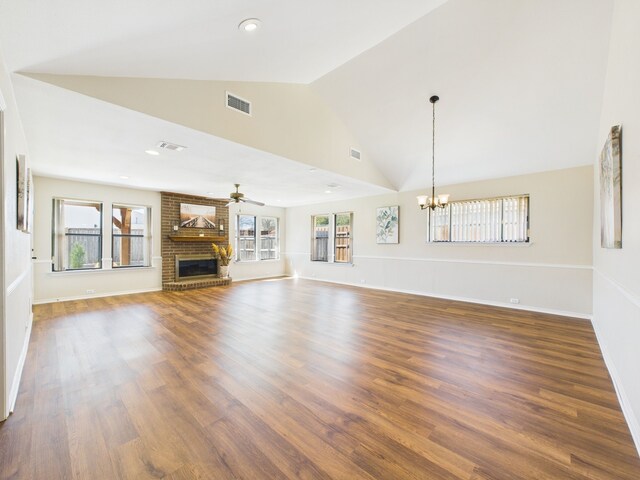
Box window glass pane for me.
[64,202,101,229]
[113,236,146,267]
[335,213,352,263]
[312,215,329,261]
[237,215,256,261]
[112,206,147,235]
[112,205,150,267]
[260,217,278,260]
[54,200,102,271]
[66,235,101,269]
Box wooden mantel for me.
[168,235,227,243]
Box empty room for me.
[0,0,639,479]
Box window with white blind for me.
[428,195,529,243]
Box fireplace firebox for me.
[175,254,218,282]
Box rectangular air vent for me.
[350,147,362,161]
[226,91,251,116]
[156,141,186,152]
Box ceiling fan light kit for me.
[227,183,265,207]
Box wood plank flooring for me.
[1,278,639,479]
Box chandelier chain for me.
[432,97,436,203]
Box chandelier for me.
[417,95,450,210]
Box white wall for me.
[228,202,287,281]
[32,177,162,303]
[0,44,33,419]
[286,166,593,317]
[592,0,640,453]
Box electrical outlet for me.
[86,289,96,294]
[360,279,366,284]
[510,298,520,304]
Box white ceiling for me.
[0,0,616,203]
[0,0,446,83]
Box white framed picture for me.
[376,206,399,244]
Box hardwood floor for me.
[1,278,639,479]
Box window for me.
[311,214,330,261]
[260,217,279,260]
[52,199,103,271]
[428,195,529,243]
[236,214,281,261]
[334,213,353,263]
[237,215,256,261]
[112,205,151,267]
[311,212,353,263]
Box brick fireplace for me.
[161,192,231,291]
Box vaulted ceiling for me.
[0,0,614,205]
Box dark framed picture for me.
[180,203,216,228]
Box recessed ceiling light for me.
[238,18,261,32]
[327,183,340,189]
[145,150,159,156]
[325,190,332,194]
[309,167,317,173]
[119,175,130,180]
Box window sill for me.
[48,266,157,276]
[310,260,354,266]
[234,258,282,264]
[426,242,533,247]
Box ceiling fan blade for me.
[241,198,265,207]
[225,199,235,207]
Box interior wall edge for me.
[591,269,640,456]
[7,310,31,416]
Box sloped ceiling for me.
[0,0,615,204]
[311,0,614,191]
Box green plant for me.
[70,243,86,269]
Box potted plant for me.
[211,243,233,278]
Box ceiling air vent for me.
[350,147,362,161]
[226,91,251,116]
[156,141,186,152]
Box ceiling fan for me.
[226,184,265,207]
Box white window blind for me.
[429,195,529,243]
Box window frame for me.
[427,194,530,244]
[52,198,104,272]
[111,203,152,269]
[259,216,279,261]
[235,214,281,262]
[310,212,353,264]
[334,212,353,264]
[311,214,331,262]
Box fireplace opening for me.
[175,255,217,281]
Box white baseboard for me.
[7,311,33,416]
[294,275,591,320]
[33,287,162,305]
[232,274,289,283]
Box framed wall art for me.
[599,125,622,249]
[376,206,399,244]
